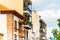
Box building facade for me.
[23,0,32,40]
[0,0,47,40]
[0,10,24,40]
[0,0,32,40]
[40,19,46,40]
[31,10,40,40]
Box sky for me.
[32,0,60,39]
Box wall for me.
[0,0,23,15]
[7,14,21,40]
[28,30,33,40]
[0,14,25,40]
[32,11,40,40]
[0,14,7,40]
[7,14,13,40]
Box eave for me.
[0,10,24,20]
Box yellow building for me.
[0,0,32,40]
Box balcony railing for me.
[28,0,32,5]
[40,23,45,30]
[24,6,31,13]
[40,34,45,38]
[24,21,32,29]
[23,11,32,29]
[24,0,32,5]
[24,12,32,22]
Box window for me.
[15,21,17,32]
[19,23,22,31]
[18,22,24,38]
[14,21,17,40]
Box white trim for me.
[0,14,7,40]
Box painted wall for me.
[0,0,23,15]
[28,30,33,40]
[32,11,40,40]
[0,14,7,40]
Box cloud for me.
[37,9,60,19]
[32,0,47,5]
[45,3,56,9]
[32,0,48,11]
[37,9,60,28]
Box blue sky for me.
[32,0,60,39]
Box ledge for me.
[0,10,24,19]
